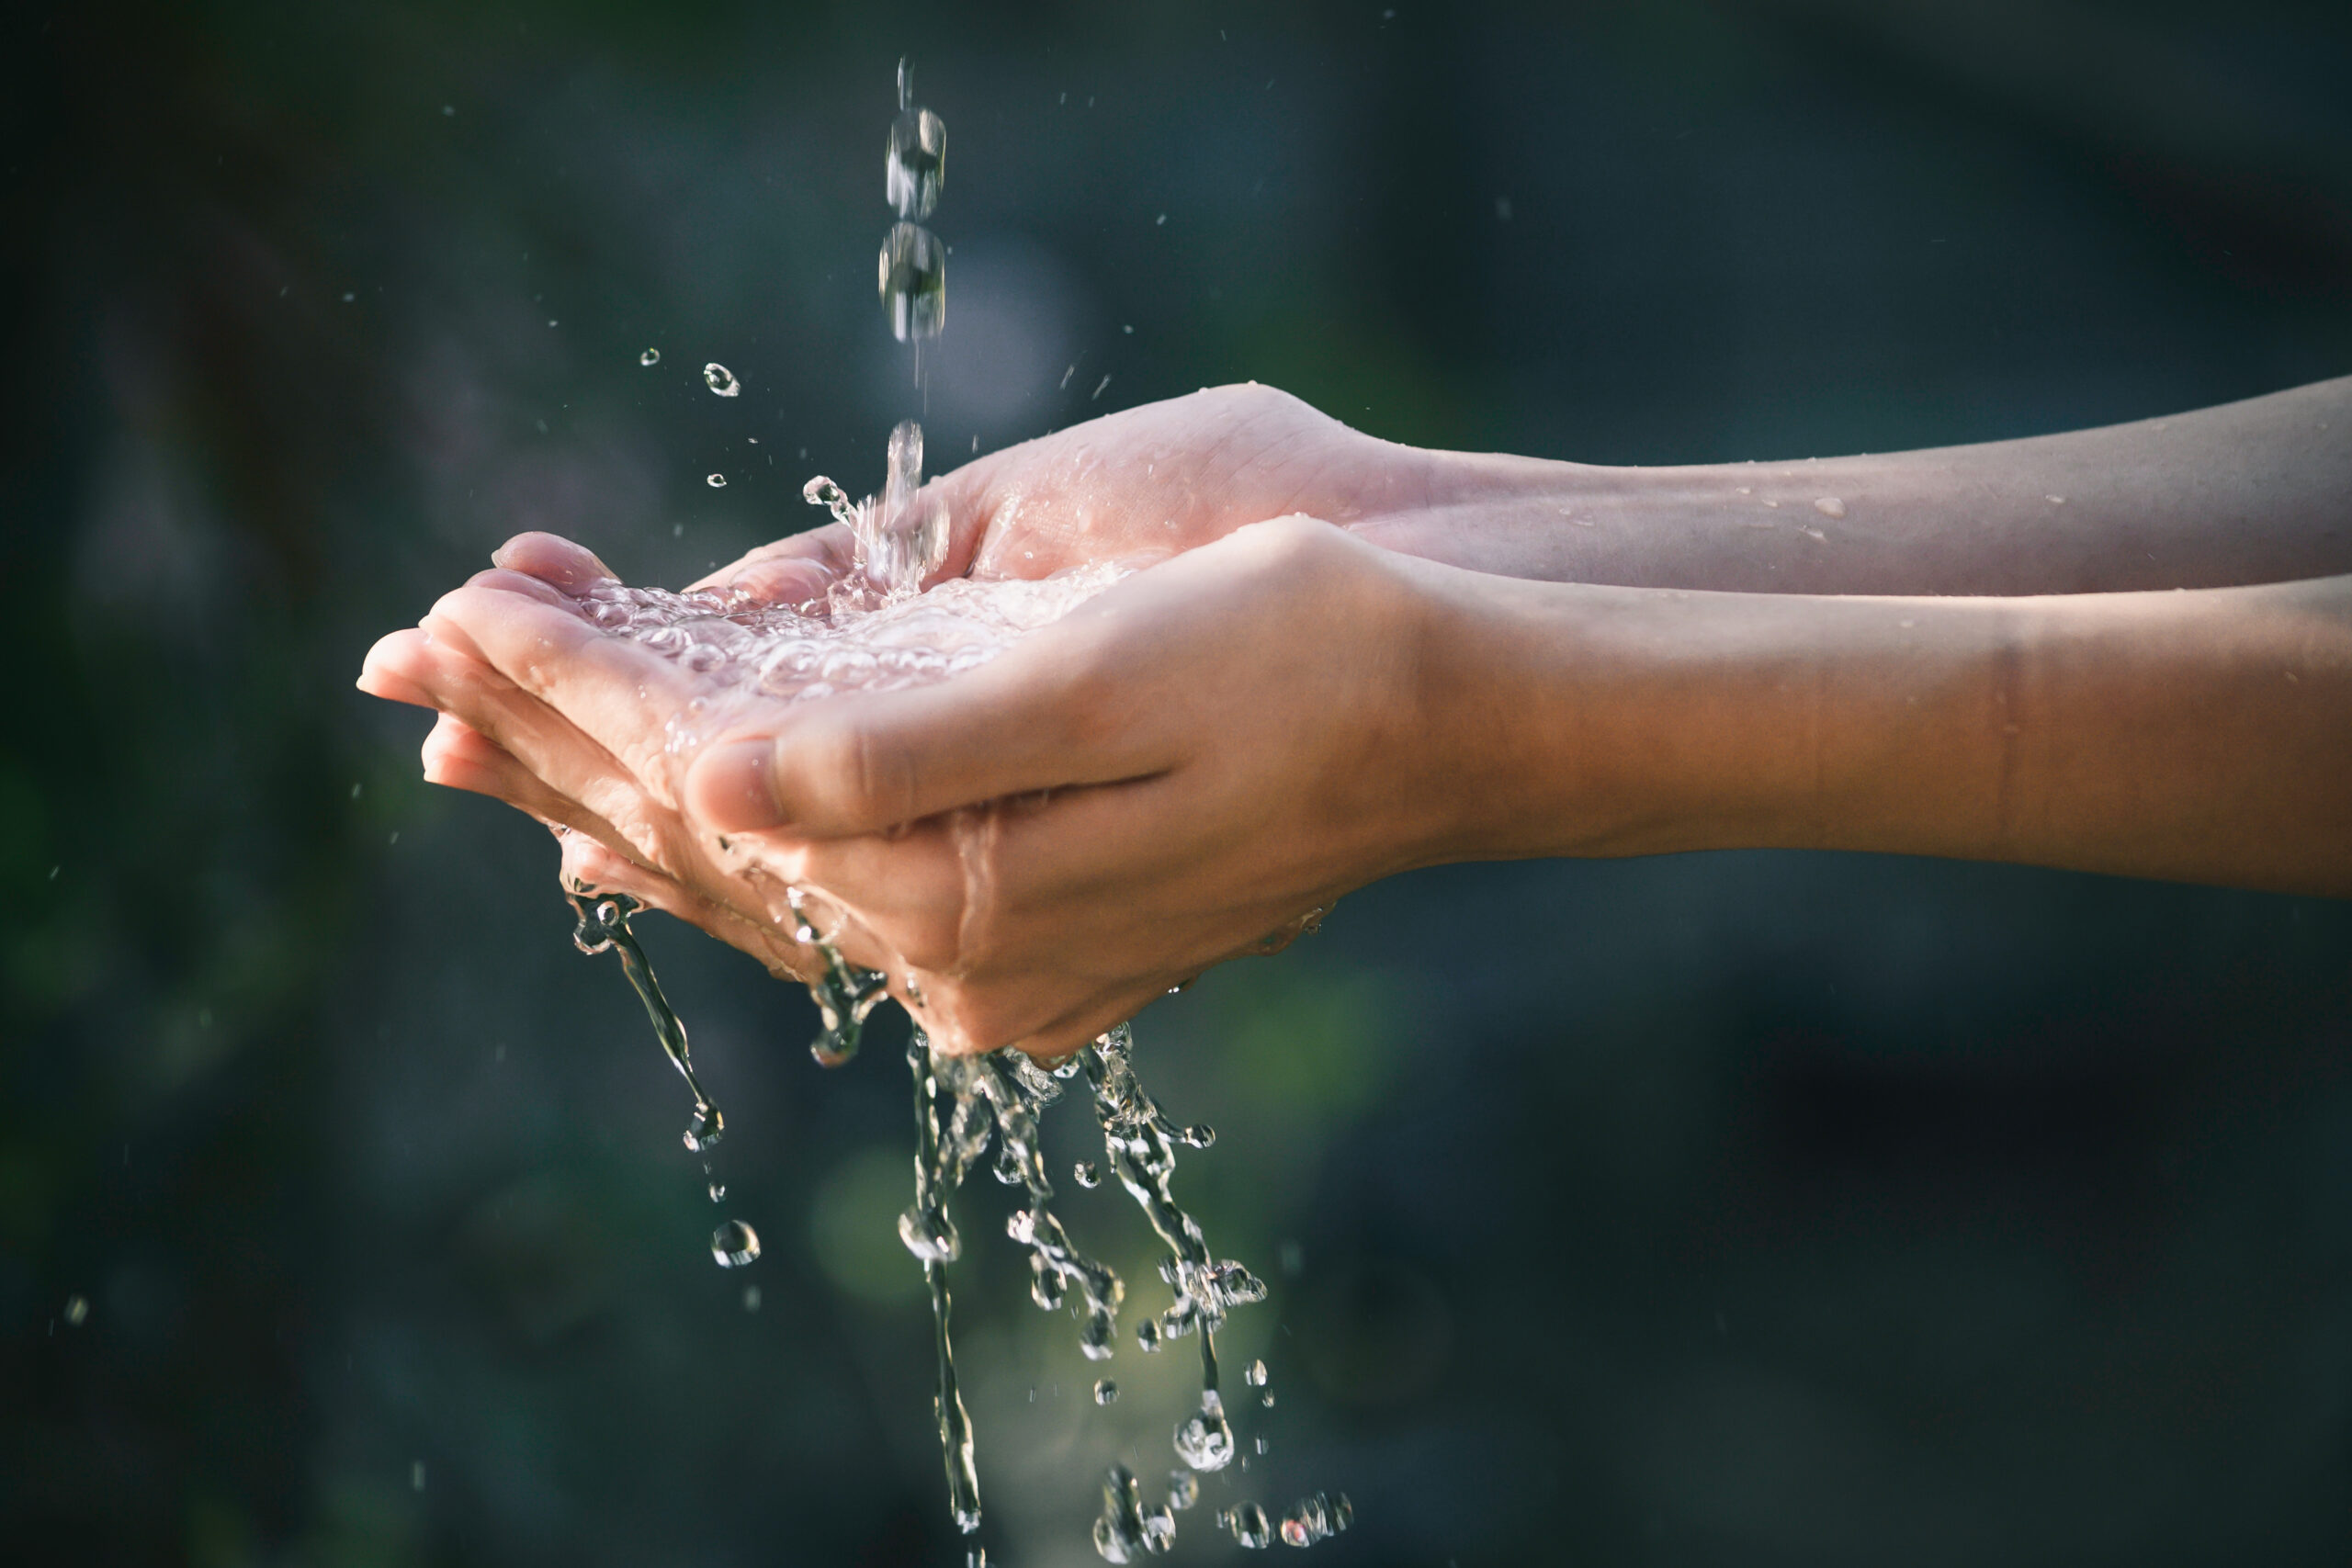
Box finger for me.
[490,531,617,594]
[391,624,696,874]
[422,713,590,823]
[422,581,715,795]
[358,628,442,708]
[688,525,854,607]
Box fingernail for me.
[689,738,786,831]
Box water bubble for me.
[707,473,727,488]
[1244,1358,1268,1386]
[1074,1160,1101,1188]
[878,222,947,343]
[703,362,741,397]
[639,347,661,367]
[711,1219,762,1268]
[63,1295,88,1327]
[1094,1378,1119,1405]
[888,106,946,220]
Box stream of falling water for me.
[555,58,1351,1559]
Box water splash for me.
[568,892,722,1151]
[1093,1463,1175,1562]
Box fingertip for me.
[492,531,616,592]
[358,630,436,706]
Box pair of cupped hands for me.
[361,385,1500,1059]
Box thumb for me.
[684,634,1163,837]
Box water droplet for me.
[1261,1390,1274,1407]
[1094,1378,1119,1404]
[707,473,727,488]
[887,106,946,220]
[1813,496,1846,519]
[1279,1492,1340,1546]
[1092,374,1112,400]
[639,347,660,366]
[878,222,947,343]
[411,1461,426,1492]
[707,1180,726,1202]
[1221,1502,1272,1549]
[1245,1359,1268,1386]
[703,362,741,397]
[1074,1160,1101,1189]
[1173,1390,1235,1471]
[1169,1470,1199,1510]
[1136,1319,1162,1351]
[63,1294,87,1326]
[742,1284,762,1313]
[711,1219,761,1268]
[1495,197,1513,220]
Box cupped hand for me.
[695,382,1436,607]
[683,517,1464,1057]
[362,517,1467,1057]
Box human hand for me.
[695,382,1438,607]
[680,516,1466,1057]
[362,516,1467,1057]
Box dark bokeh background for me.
[6,2,2352,1563]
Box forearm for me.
[1425,568,2352,897]
[1359,375,2352,596]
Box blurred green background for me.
[6,1,2352,1564]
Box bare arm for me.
[1433,569,2352,897]
[1363,375,2352,595]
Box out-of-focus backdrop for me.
[6,2,2352,1563]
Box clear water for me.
[710,1219,761,1267]
[888,106,945,221]
[878,221,946,345]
